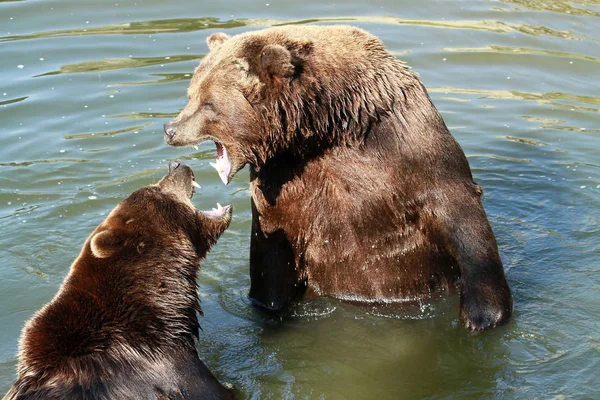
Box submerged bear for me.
[164,25,513,331]
[5,162,235,399]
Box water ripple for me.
[0,15,594,43]
[429,87,600,113]
[107,73,193,87]
[0,159,97,167]
[63,123,152,140]
[497,0,600,18]
[504,136,550,147]
[35,55,203,77]
[0,96,27,107]
[442,45,600,64]
[0,17,247,42]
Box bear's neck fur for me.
[238,26,450,168]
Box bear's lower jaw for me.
[199,203,232,220]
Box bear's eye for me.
[152,186,161,192]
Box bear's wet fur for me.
[164,25,513,331]
[5,162,235,399]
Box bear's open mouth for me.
[189,175,231,219]
[209,142,232,185]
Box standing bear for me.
[164,25,512,331]
[5,162,235,399]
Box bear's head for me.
[164,26,401,184]
[89,161,232,260]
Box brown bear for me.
[163,25,513,331]
[5,162,235,399]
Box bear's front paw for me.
[460,287,513,331]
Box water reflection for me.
[0,18,246,42]
[255,305,512,398]
[36,55,203,77]
[443,45,600,64]
[504,136,550,147]
[0,158,97,167]
[429,87,600,113]
[108,112,177,120]
[0,15,591,43]
[0,96,27,107]
[496,0,600,17]
[63,123,152,140]
[108,73,194,87]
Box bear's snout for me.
[164,123,176,142]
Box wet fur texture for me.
[165,25,513,331]
[5,164,234,399]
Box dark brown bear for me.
[5,162,235,399]
[164,25,512,331]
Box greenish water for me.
[1,0,599,398]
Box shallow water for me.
[1,0,599,398]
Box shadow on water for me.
[232,298,515,398]
[0,15,594,43]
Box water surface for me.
[1,0,599,398]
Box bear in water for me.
[164,25,512,331]
[5,162,235,399]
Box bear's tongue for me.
[209,142,232,185]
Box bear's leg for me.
[248,200,303,310]
[440,194,513,331]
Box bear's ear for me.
[260,44,295,78]
[206,32,230,50]
[90,230,123,259]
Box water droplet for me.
[17,64,24,69]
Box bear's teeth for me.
[209,162,223,174]
[192,181,201,189]
[209,161,230,185]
